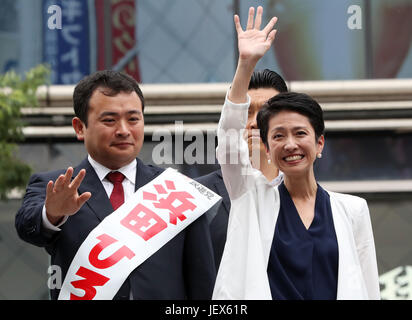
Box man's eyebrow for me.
[125,110,143,116]
[99,111,118,118]
[98,110,142,118]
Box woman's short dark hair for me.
[73,70,144,126]
[256,92,325,149]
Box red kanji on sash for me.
[121,203,167,241]
[151,180,197,225]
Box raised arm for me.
[229,6,278,103]
[213,7,279,299]
[217,7,278,199]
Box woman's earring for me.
[317,153,322,159]
[268,159,271,164]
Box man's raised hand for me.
[45,167,91,225]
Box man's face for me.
[245,88,279,157]
[73,88,144,170]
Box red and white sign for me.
[58,168,220,300]
[95,0,141,82]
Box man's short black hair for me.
[73,70,144,126]
[257,92,325,149]
[249,69,288,93]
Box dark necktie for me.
[107,171,125,210]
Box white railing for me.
[21,78,412,137]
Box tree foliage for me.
[0,65,50,200]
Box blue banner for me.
[43,0,94,84]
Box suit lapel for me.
[74,158,113,222]
[215,169,230,215]
[134,158,162,191]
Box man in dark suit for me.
[197,69,287,271]
[15,70,215,300]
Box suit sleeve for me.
[216,93,255,200]
[15,173,59,248]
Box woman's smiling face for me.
[265,110,324,177]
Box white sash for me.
[58,168,221,300]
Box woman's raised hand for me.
[228,6,278,103]
[235,6,278,63]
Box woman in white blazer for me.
[213,6,380,300]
